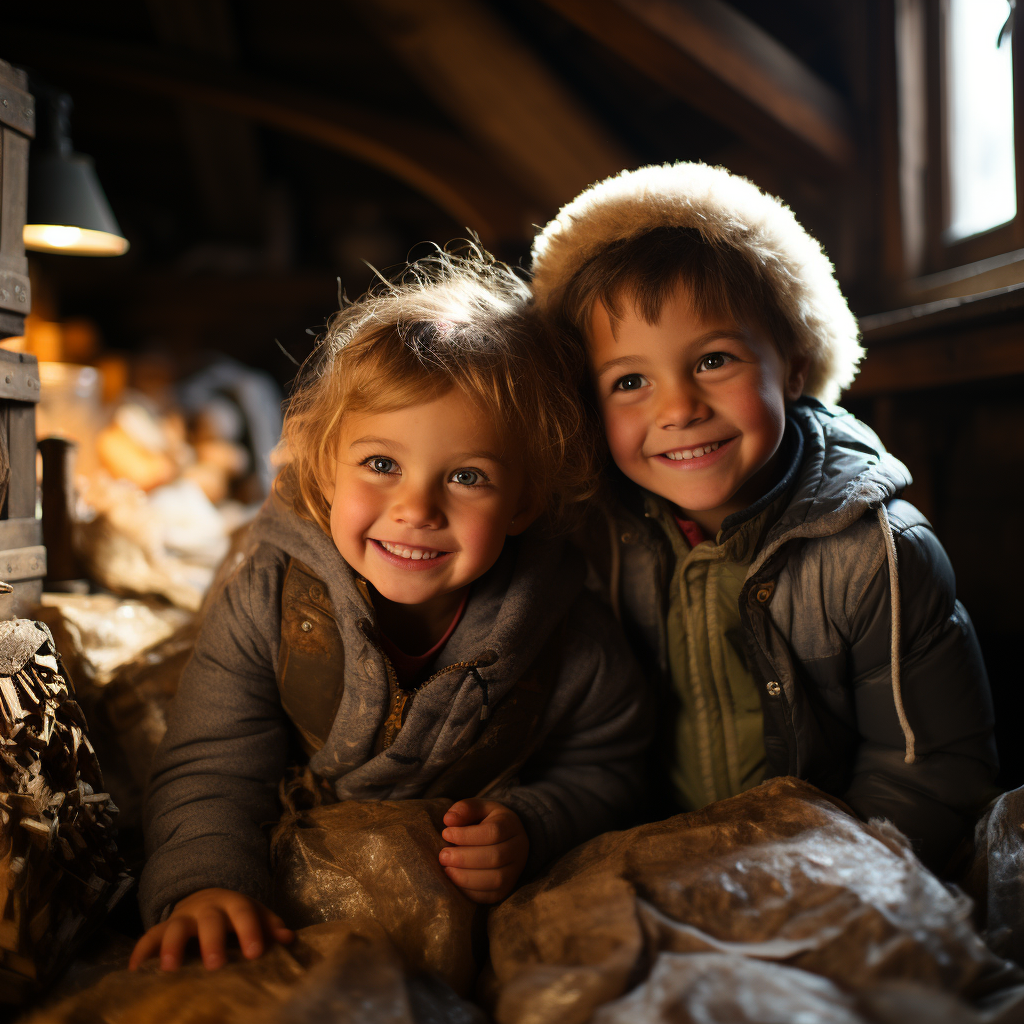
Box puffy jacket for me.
[591,398,997,872]
[138,495,651,926]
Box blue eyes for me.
[360,457,486,487]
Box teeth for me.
[379,540,440,560]
[664,441,722,461]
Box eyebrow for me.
[348,436,405,450]
[348,436,508,465]
[593,327,751,377]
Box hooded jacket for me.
[138,496,650,927]
[592,399,997,872]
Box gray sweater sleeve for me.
[138,547,289,927]
[496,592,653,874]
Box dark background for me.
[2,0,1022,784]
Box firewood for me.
[0,619,132,1004]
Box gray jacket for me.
[139,497,651,927]
[599,399,997,872]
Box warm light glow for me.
[23,223,129,256]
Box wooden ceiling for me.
[1,0,875,379]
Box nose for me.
[389,481,446,530]
[655,377,708,430]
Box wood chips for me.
[0,620,132,1004]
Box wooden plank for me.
[5,404,36,520]
[0,311,23,340]
[0,269,29,317]
[860,281,1024,342]
[0,130,30,282]
[0,579,43,621]
[0,73,35,138]
[544,0,852,173]
[2,33,539,244]
[0,518,42,549]
[0,547,45,584]
[0,353,39,403]
[359,0,633,209]
[849,320,1024,395]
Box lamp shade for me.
[23,91,129,257]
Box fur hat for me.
[530,162,863,403]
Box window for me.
[894,0,1021,280]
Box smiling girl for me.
[130,250,650,973]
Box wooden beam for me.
[3,34,537,244]
[358,0,633,210]
[543,0,854,173]
[849,320,1024,395]
[851,283,1024,395]
[145,0,266,240]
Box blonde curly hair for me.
[275,247,596,534]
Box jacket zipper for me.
[359,620,494,752]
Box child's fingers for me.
[159,916,197,972]
[442,819,516,847]
[225,901,266,960]
[129,924,167,971]
[196,908,230,969]
[442,798,488,827]
[439,838,522,870]
[259,906,295,943]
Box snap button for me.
[766,680,781,697]
[755,581,774,603]
[621,532,635,544]
[309,583,325,603]
[301,620,313,633]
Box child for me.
[130,251,650,972]
[530,162,997,874]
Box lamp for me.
[23,92,129,257]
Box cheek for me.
[601,402,646,463]
[330,479,381,544]
[453,502,511,564]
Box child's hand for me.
[439,798,529,903]
[128,887,294,972]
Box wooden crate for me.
[0,61,42,617]
[0,59,32,341]
[0,349,44,617]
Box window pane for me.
[947,0,1016,241]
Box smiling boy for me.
[532,163,998,871]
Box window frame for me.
[894,0,1023,280]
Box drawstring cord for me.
[470,666,490,721]
[876,503,915,764]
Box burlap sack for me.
[270,796,481,996]
[28,797,483,1023]
[487,776,1024,1024]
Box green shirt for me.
[647,492,789,811]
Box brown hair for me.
[558,226,796,359]
[276,248,596,534]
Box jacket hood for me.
[530,162,864,404]
[247,491,586,696]
[750,399,911,578]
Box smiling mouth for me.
[659,438,730,461]
[373,539,448,561]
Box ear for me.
[506,491,543,536]
[785,354,809,401]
